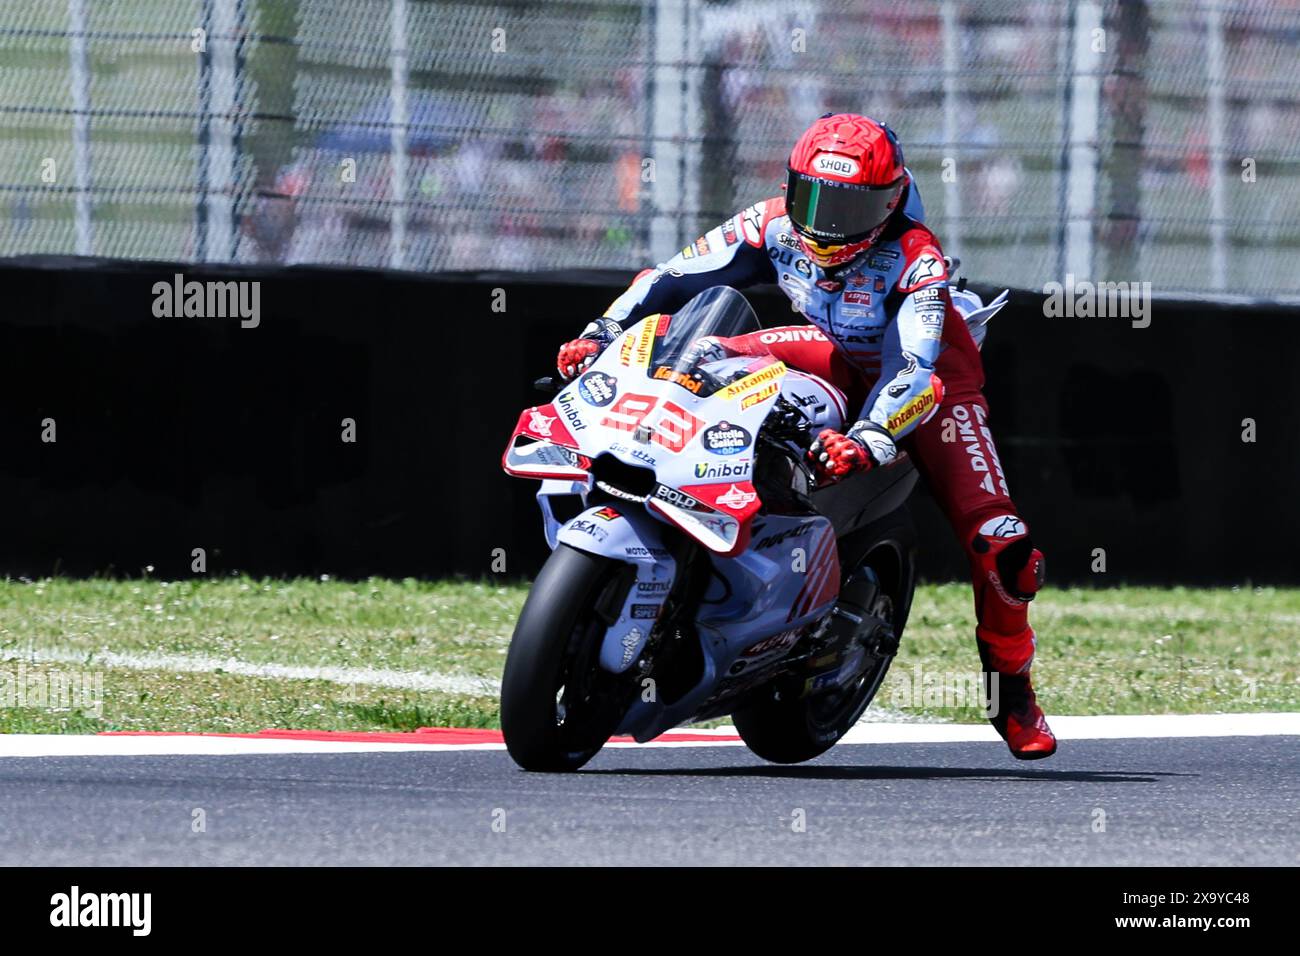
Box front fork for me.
[551,499,679,675]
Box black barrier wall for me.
[3,256,1298,585]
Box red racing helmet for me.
[785,113,907,267]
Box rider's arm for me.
[859,232,949,442]
[602,199,783,327]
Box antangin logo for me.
[886,386,937,434]
[722,362,786,401]
[633,318,657,368]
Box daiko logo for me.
[759,328,826,345]
[600,394,703,453]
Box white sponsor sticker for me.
[715,484,757,510]
[529,411,556,436]
[811,153,861,178]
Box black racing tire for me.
[732,519,915,764]
[500,544,628,772]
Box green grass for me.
[1,577,1297,734]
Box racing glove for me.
[808,421,898,480]
[556,318,623,381]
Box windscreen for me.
[646,286,763,398]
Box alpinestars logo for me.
[980,515,1026,539]
[741,202,767,246]
[901,253,943,291]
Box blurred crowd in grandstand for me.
[2,1,1298,294]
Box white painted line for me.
[1031,600,1300,626]
[832,711,1300,744]
[0,713,1295,758]
[1,646,500,696]
[1051,711,1300,739]
[0,735,509,757]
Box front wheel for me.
[500,544,632,771]
[733,527,915,764]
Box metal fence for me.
[2,0,1299,296]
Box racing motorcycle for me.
[500,283,1007,771]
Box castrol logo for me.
[812,153,860,178]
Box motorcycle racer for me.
[556,113,1055,760]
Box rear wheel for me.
[500,544,633,771]
[733,526,914,764]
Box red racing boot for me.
[979,637,1057,760]
[969,516,1057,760]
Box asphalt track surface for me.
[2,735,1296,865]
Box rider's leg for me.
[905,385,1057,760]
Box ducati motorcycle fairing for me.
[554,503,676,674]
[501,286,917,762]
[613,511,844,743]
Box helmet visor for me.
[785,169,903,243]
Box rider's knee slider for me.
[971,516,1044,603]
